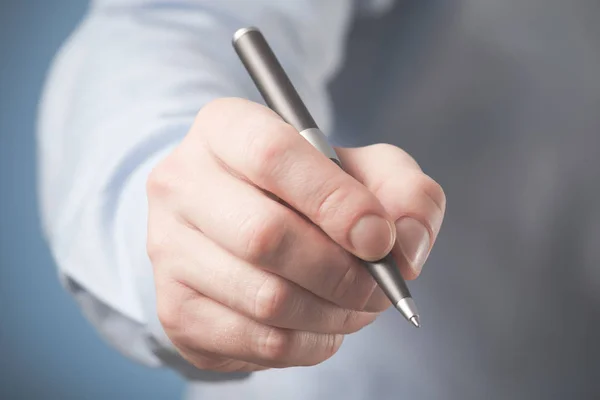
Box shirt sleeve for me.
[36,0,389,381]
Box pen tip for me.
[410,316,420,328]
[395,298,420,328]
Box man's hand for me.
[146,98,445,372]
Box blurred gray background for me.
[0,1,183,398]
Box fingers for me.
[155,145,387,312]
[196,98,396,262]
[148,98,446,374]
[171,345,268,373]
[154,219,378,333]
[156,283,344,369]
[337,144,446,279]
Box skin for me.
[146,98,446,372]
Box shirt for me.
[38,0,600,399]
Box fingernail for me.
[395,217,431,274]
[349,215,395,261]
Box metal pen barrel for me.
[232,27,420,328]
[232,27,317,132]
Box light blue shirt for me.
[39,0,600,399]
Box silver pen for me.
[232,27,420,328]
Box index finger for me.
[197,98,396,262]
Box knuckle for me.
[370,143,421,169]
[158,284,204,346]
[363,286,392,313]
[189,356,217,371]
[370,142,399,155]
[332,262,359,302]
[194,98,239,139]
[146,155,183,201]
[198,97,229,115]
[414,173,446,213]
[258,328,293,362]
[156,294,181,333]
[146,235,162,264]
[331,257,377,310]
[340,310,374,334]
[245,121,296,181]
[146,224,171,264]
[312,181,352,226]
[146,167,167,199]
[207,358,232,370]
[196,97,281,149]
[323,334,343,361]
[238,210,287,265]
[341,310,360,333]
[190,355,235,372]
[303,334,343,366]
[253,276,290,323]
[195,97,236,126]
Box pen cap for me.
[232,27,318,132]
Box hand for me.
[146,98,445,372]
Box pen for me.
[232,27,420,328]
